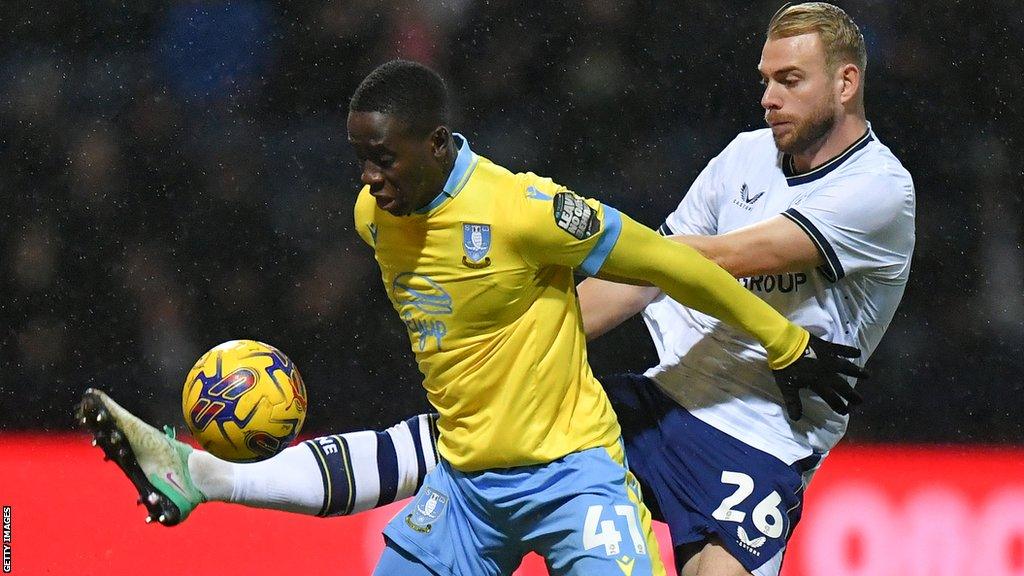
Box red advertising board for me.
[2,436,1023,575]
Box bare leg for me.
[678,539,751,576]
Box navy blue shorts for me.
[603,373,818,574]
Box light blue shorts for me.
[379,445,665,576]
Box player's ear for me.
[837,62,860,105]
[429,126,451,161]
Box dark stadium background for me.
[1,2,1023,573]
[3,0,1020,441]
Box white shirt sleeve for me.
[661,151,728,237]
[782,168,915,282]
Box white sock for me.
[185,413,440,517]
[229,445,325,514]
[188,445,324,515]
[188,450,234,502]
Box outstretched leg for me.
[79,388,439,525]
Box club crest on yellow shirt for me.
[462,223,492,268]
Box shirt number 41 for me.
[582,504,647,557]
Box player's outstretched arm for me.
[576,216,819,341]
[600,213,807,368]
[669,215,823,279]
[597,214,866,417]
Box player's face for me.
[347,111,447,216]
[759,33,840,155]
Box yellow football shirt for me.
[354,135,630,471]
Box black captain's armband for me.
[553,192,600,240]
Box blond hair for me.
[768,3,867,74]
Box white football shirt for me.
[642,126,916,465]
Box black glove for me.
[772,334,868,420]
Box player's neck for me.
[441,134,458,181]
[431,134,459,197]
[411,135,460,213]
[790,115,868,173]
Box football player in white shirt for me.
[578,4,914,574]
[79,3,912,576]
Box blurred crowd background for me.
[2,0,1021,443]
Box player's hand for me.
[772,335,868,420]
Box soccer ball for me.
[182,340,307,462]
